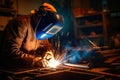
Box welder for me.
[0,3,64,68]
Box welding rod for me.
[63,63,89,69]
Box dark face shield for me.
[35,11,64,40]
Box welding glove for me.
[31,51,54,68]
[31,56,44,67]
[41,51,54,68]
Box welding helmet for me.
[34,3,64,40]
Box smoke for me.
[49,31,103,65]
[63,47,93,64]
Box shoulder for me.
[7,15,30,25]
[6,15,31,30]
[14,15,31,23]
[7,15,31,29]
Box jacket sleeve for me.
[1,17,35,65]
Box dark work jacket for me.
[0,15,52,67]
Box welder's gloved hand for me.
[32,57,43,67]
[41,51,54,68]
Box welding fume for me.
[58,32,105,68]
[0,3,64,68]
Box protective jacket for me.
[0,15,52,66]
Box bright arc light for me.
[48,59,60,68]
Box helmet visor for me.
[35,11,64,40]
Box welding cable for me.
[32,15,43,65]
[34,15,42,40]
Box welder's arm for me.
[1,19,40,66]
